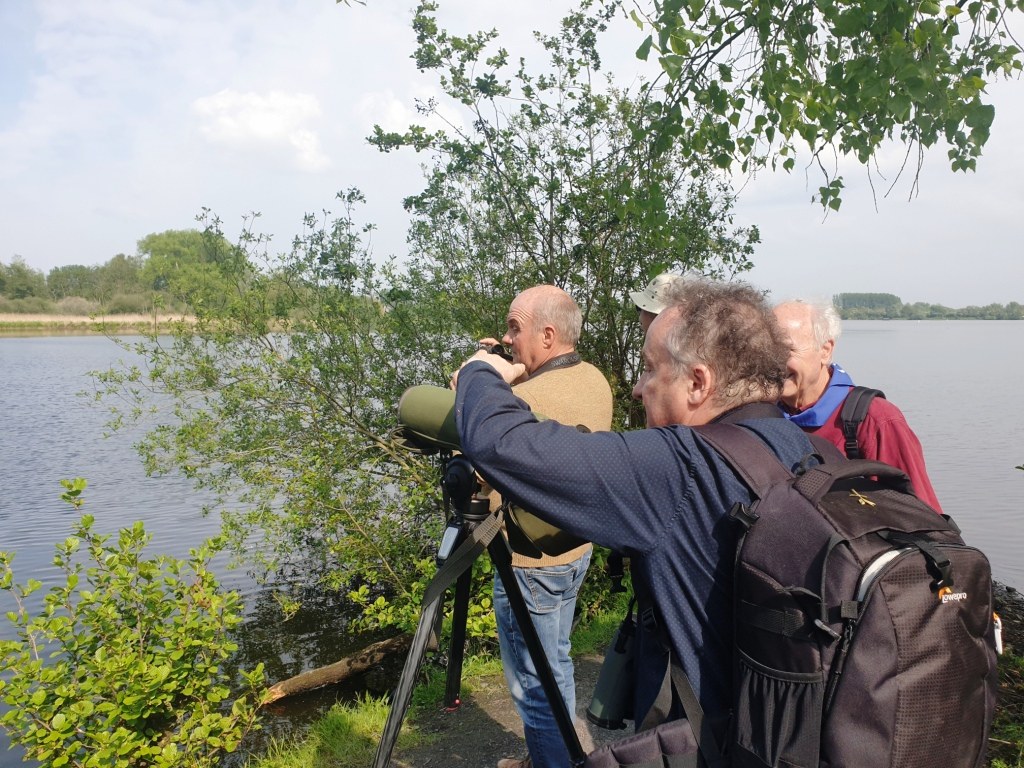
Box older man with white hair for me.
[772,299,942,511]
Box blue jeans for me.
[493,549,591,768]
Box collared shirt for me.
[780,363,943,511]
[783,363,854,428]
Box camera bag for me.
[504,504,589,557]
[586,422,999,768]
[695,422,998,767]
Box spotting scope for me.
[396,385,462,454]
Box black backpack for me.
[682,423,1000,768]
[839,386,884,460]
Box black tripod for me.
[372,453,585,768]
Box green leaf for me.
[636,35,653,61]
[965,102,995,131]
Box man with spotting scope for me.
[472,284,613,768]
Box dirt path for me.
[390,654,624,768]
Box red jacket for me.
[807,396,943,512]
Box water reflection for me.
[225,582,399,763]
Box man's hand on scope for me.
[450,340,526,390]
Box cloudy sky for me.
[1,1,1021,306]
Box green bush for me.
[0,295,55,313]
[0,480,267,768]
[103,292,153,314]
[348,554,498,652]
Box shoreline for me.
[0,313,194,336]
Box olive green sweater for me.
[489,358,613,567]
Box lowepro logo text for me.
[939,589,968,604]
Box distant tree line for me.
[7,253,1022,322]
[834,292,1024,320]
[0,229,241,316]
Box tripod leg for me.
[374,511,503,768]
[487,535,586,766]
[444,567,473,709]
[372,587,447,768]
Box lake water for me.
[0,322,1021,764]
[0,335,372,766]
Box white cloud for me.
[192,89,330,172]
[354,87,463,136]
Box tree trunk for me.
[264,633,413,704]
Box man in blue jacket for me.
[453,278,818,749]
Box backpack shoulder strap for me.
[809,433,846,463]
[643,423,794,766]
[838,386,885,459]
[694,422,793,499]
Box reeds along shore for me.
[0,313,195,333]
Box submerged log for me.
[265,633,414,704]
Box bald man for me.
[483,285,613,768]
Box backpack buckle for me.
[794,453,818,476]
[729,501,759,529]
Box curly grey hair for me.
[660,279,790,409]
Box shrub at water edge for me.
[0,479,268,768]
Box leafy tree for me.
[901,301,931,320]
[93,200,458,643]
[0,256,47,300]
[48,256,147,308]
[97,253,147,302]
[836,297,1024,319]
[374,0,759,425]
[91,0,765,649]
[840,292,903,310]
[835,294,901,319]
[47,264,99,301]
[138,229,239,312]
[0,481,266,768]
[632,0,1024,207]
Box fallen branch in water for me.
[264,633,413,704]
